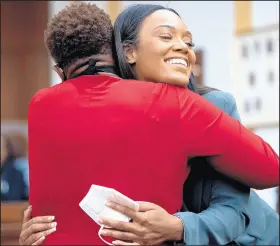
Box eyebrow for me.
[154,25,192,37]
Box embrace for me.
[20,3,279,246]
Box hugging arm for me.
[176,93,250,245]
[177,175,249,245]
[177,88,279,189]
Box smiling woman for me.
[21,2,279,246]
[113,6,196,87]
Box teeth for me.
[166,59,188,67]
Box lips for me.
[165,58,188,67]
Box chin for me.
[165,76,190,88]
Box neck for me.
[91,54,115,67]
[98,71,120,78]
[64,54,119,80]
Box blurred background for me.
[1,1,279,244]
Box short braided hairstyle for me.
[44,2,113,68]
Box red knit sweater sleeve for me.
[177,88,279,189]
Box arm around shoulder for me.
[177,88,279,189]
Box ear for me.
[123,44,137,65]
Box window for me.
[241,44,248,58]
[268,71,275,83]
[244,100,250,113]
[248,72,256,86]
[266,39,273,53]
[255,97,262,110]
[254,41,260,53]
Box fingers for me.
[113,240,141,245]
[31,236,45,245]
[106,202,138,221]
[100,229,138,242]
[23,206,32,224]
[23,216,55,231]
[98,218,137,234]
[25,228,56,245]
[137,202,158,212]
[20,221,56,243]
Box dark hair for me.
[113,4,180,79]
[196,85,219,95]
[113,4,218,95]
[44,2,113,69]
[188,73,219,95]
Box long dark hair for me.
[113,4,180,79]
[196,85,219,95]
[188,74,219,95]
[113,4,218,96]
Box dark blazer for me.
[175,90,279,245]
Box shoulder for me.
[202,90,236,105]
[30,87,52,104]
[115,79,178,98]
[28,87,53,118]
[28,82,73,112]
[202,90,237,113]
[29,84,60,106]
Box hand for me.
[98,201,184,245]
[19,206,57,245]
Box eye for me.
[159,34,172,40]
[185,42,195,48]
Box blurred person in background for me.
[1,133,29,201]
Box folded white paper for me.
[79,185,139,226]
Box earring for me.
[128,60,135,65]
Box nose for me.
[171,40,189,54]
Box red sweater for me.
[28,75,279,245]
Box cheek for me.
[137,38,168,62]
[189,50,196,65]
[135,43,165,73]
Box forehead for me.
[141,9,188,32]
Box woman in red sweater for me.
[26,3,278,245]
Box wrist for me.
[167,215,184,241]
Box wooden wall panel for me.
[1,202,29,245]
[1,1,50,120]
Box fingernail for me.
[51,222,57,227]
[50,227,56,233]
[105,201,112,207]
[97,218,104,224]
[49,216,55,221]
